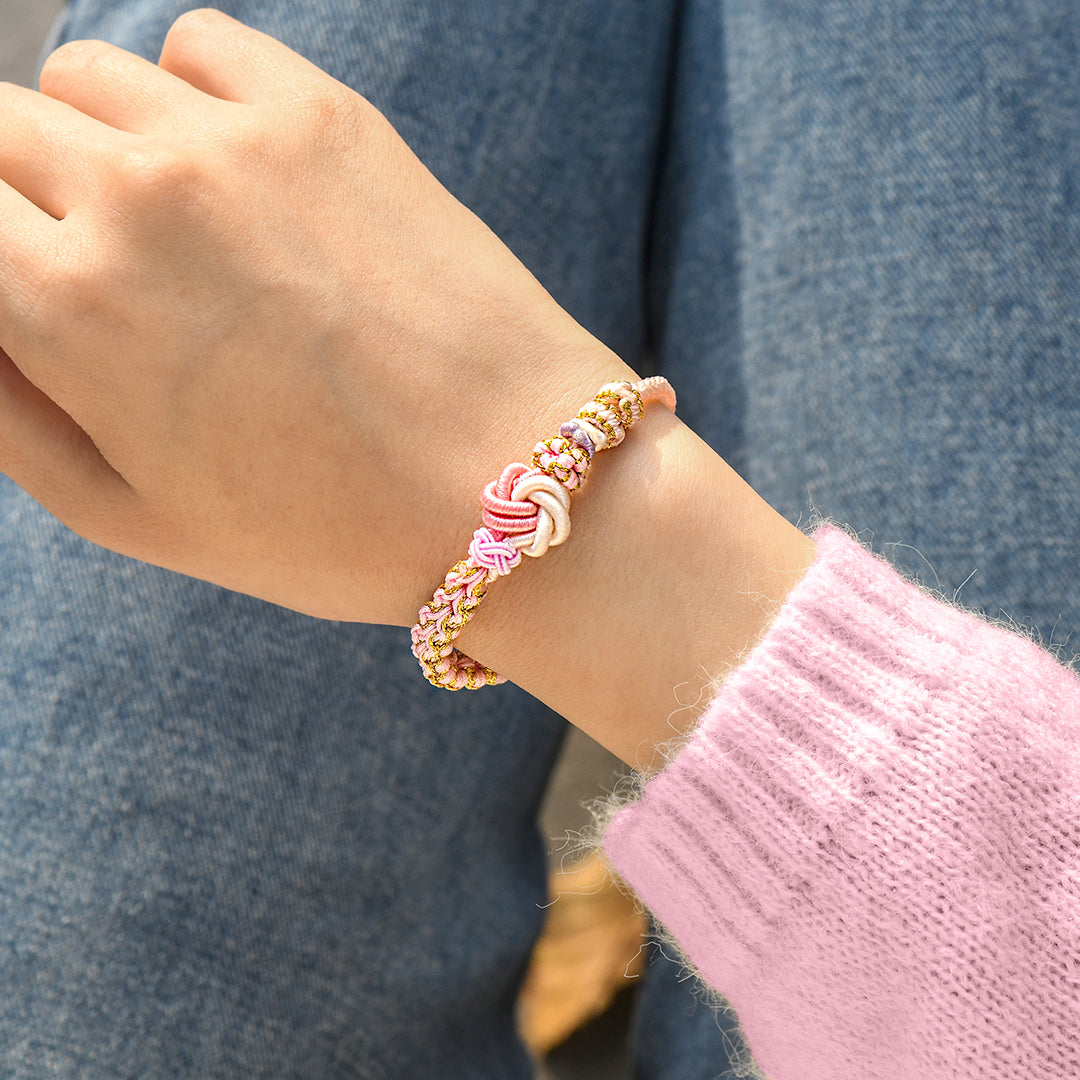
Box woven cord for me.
[410,376,675,689]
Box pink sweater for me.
[603,527,1080,1079]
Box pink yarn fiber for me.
[603,527,1080,1079]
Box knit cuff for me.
[602,526,1080,1080]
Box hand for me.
[0,8,814,755]
[0,9,631,623]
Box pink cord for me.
[481,464,540,535]
[411,376,676,690]
[468,528,521,576]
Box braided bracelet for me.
[410,376,676,689]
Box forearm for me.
[454,360,815,768]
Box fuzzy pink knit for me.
[603,527,1080,1080]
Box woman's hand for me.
[0,8,632,623]
[0,8,813,757]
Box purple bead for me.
[559,421,595,458]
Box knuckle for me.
[298,84,355,128]
[39,38,112,92]
[106,144,203,209]
[164,7,227,52]
[232,87,368,171]
[221,111,277,168]
[287,84,375,155]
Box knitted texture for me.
[603,527,1080,1080]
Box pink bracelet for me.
[411,376,676,690]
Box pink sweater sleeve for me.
[603,527,1080,1080]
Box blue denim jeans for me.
[6,1,1080,1077]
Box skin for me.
[0,9,814,767]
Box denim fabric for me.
[6,0,1080,1077]
[724,1,1080,643]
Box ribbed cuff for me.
[603,527,1080,1080]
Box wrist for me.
[404,328,641,609]
[453,404,815,768]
